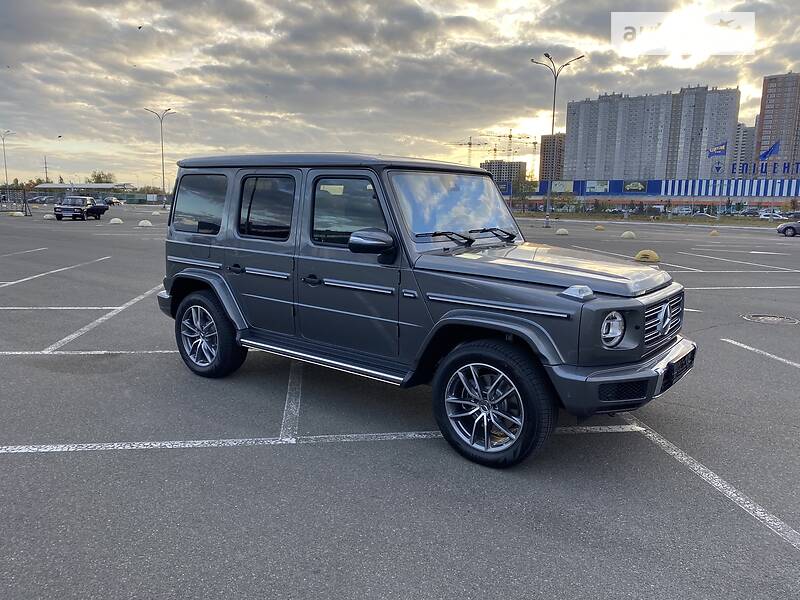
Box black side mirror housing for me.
[348,228,396,258]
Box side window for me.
[239,176,295,240]
[312,177,386,245]
[172,174,228,235]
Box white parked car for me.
[759,213,787,220]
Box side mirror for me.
[348,228,396,255]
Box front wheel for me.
[175,291,248,378]
[55,215,62,221]
[784,226,796,237]
[432,340,557,468]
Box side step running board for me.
[239,338,406,386]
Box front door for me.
[296,169,400,358]
[224,169,301,335]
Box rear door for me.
[223,169,301,335]
[296,169,400,358]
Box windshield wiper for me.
[415,231,475,246]
[468,227,517,242]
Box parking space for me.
[1,212,799,598]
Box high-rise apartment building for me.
[538,133,565,181]
[479,160,526,183]
[754,72,800,178]
[731,122,756,177]
[564,86,740,180]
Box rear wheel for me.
[432,340,557,468]
[785,226,796,237]
[175,290,247,378]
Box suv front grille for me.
[643,292,683,352]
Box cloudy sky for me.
[0,0,796,187]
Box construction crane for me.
[479,129,538,160]
[447,136,489,166]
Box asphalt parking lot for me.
[1,205,799,599]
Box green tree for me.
[86,170,116,183]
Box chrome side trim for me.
[402,289,418,299]
[239,339,405,385]
[244,267,290,280]
[167,256,222,269]
[425,293,570,319]
[323,279,394,295]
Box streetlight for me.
[530,53,584,135]
[1,129,15,200]
[530,53,584,215]
[144,107,174,197]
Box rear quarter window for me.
[172,174,228,235]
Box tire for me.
[95,214,101,220]
[55,215,62,221]
[80,212,87,221]
[432,340,557,468]
[785,227,796,237]
[175,290,247,378]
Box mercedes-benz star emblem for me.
[657,304,672,335]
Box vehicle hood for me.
[414,242,672,297]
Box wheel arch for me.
[168,269,247,330]
[405,312,565,387]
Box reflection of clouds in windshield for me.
[392,173,516,234]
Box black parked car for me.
[54,196,108,221]
[157,153,697,467]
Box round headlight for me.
[601,311,625,347]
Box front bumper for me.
[157,290,172,317]
[545,336,697,417]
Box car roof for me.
[177,152,487,174]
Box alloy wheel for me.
[180,305,218,367]
[444,363,525,453]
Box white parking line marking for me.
[570,245,702,271]
[721,339,800,369]
[0,247,48,258]
[0,256,111,289]
[685,286,800,290]
[0,306,121,310]
[677,251,797,271]
[41,284,163,353]
[622,414,800,551]
[689,248,790,256]
[279,361,303,442]
[0,350,177,356]
[0,425,644,455]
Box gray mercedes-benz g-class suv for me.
[158,153,696,467]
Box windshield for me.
[61,197,86,206]
[390,171,519,241]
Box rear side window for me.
[312,177,386,245]
[172,174,228,235]
[239,176,295,240]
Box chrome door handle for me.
[227,264,245,274]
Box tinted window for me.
[239,176,295,240]
[172,174,228,235]
[312,178,386,245]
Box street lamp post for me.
[144,108,174,199]
[1,129,15,200]
[530,53,584,215]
